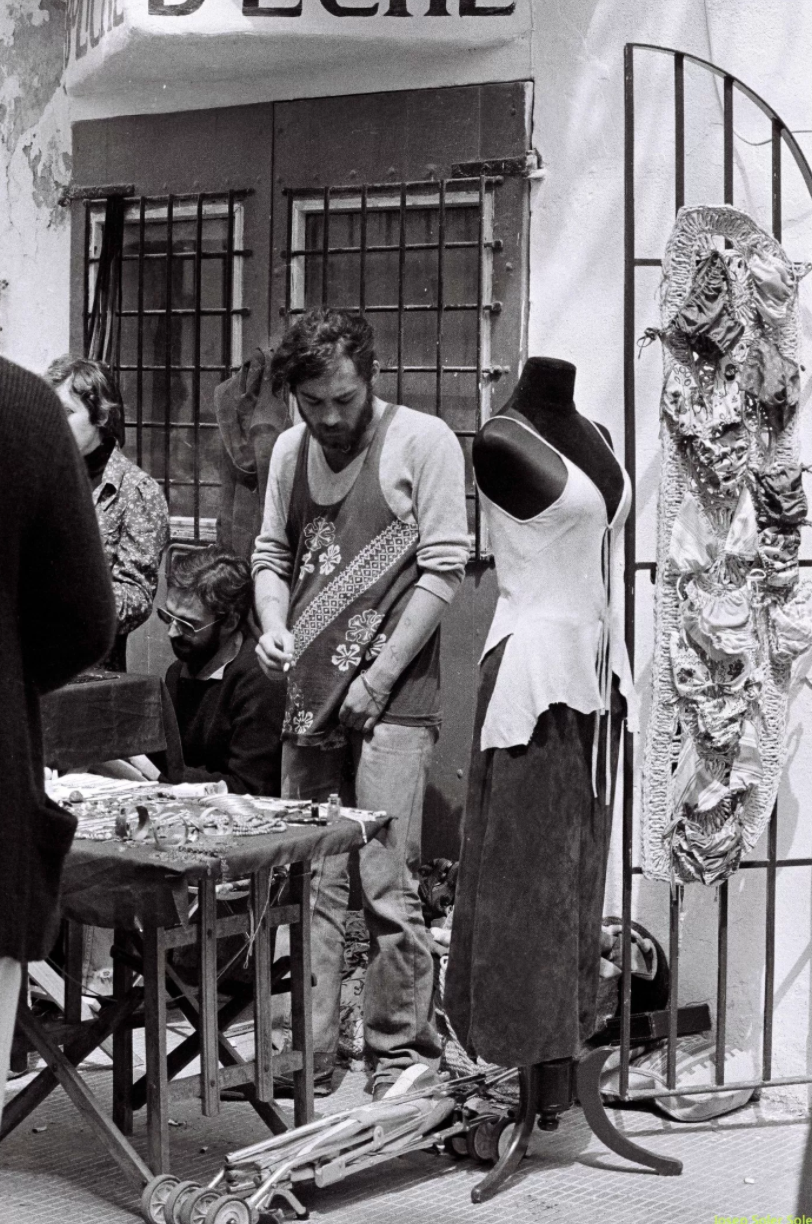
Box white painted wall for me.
[7,0,812,1107]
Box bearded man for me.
[160,547,286,796]
[252,308,469,1098]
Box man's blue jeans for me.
[282,721,441,1081]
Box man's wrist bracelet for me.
[359,671,387,708]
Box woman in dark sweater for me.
[0,357,115,1121]
[45,356,169,671]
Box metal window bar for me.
[321,186,331,308]
[82,204,91,353]
[474,175,486,558]
[83,191,249,543]
[114,207,124,376]
[396,183,407,406]
[282,177,501,560]
[136,198,146,468]
[435,179,446,418]
[192,194,204,541]
[163,193,174,507]
[622,42,812,1105]
[359,185,368,315]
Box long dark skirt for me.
[444,639,624,1067]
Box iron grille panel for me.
[83,191,248,543]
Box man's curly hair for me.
[270,308,376,397]
[166,547,253,623]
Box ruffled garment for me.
[665,490,766,878]
[752,462,808,527]
[768,581,812,665]
[749,251,797,325]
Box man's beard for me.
[304,388,374,455]
[171,624,222,672]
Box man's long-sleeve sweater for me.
[164,633,286,796]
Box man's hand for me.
[256,626,295,676]
[338,673,389,734]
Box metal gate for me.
[620,43,812,1103]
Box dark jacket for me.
[215,349,290,559]
[0,359,116,961]
[164,633,286,796]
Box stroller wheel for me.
[179,1187,222,1224]
[141,1175,180,1224]
[165,1180,201,1224]
[443,1133,469,1159]
[466,1119,505,1164]
[203,1196,255,1224]
[494,1116,516,1161]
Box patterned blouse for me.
[93,446,169,639]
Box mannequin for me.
[472,356,624,522]
[444,357,637,1196]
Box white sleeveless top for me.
[479,418,638,754]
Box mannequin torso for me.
[472,358,624,523]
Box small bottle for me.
[326,793,341,823]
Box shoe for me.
[372,1078,396,1102]
[371,1064,442,1102]
[272,1068,335,1098]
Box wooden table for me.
[1,816,390,1188]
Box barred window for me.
[85,192,248,542]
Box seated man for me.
[160,547,286,795]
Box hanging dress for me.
[444,415,635,1066]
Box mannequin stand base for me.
[470,1048,682,1204]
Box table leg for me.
[1,992,140,1140]
[198,876,220,1118]
[5,1002,151,1188]
[64,920,84,1024]
[112,930,134,1135]
[142,925,170,1174]
[252,868,275,1106]
[288,860,313,1126]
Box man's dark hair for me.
[269,308,376,397]
[45,355,126,448]
[167,547,253,624]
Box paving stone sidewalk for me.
[1,1058,810,1224]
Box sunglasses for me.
[156,606,222,637]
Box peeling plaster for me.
[0,3,64,145]
[0,1,71,367]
